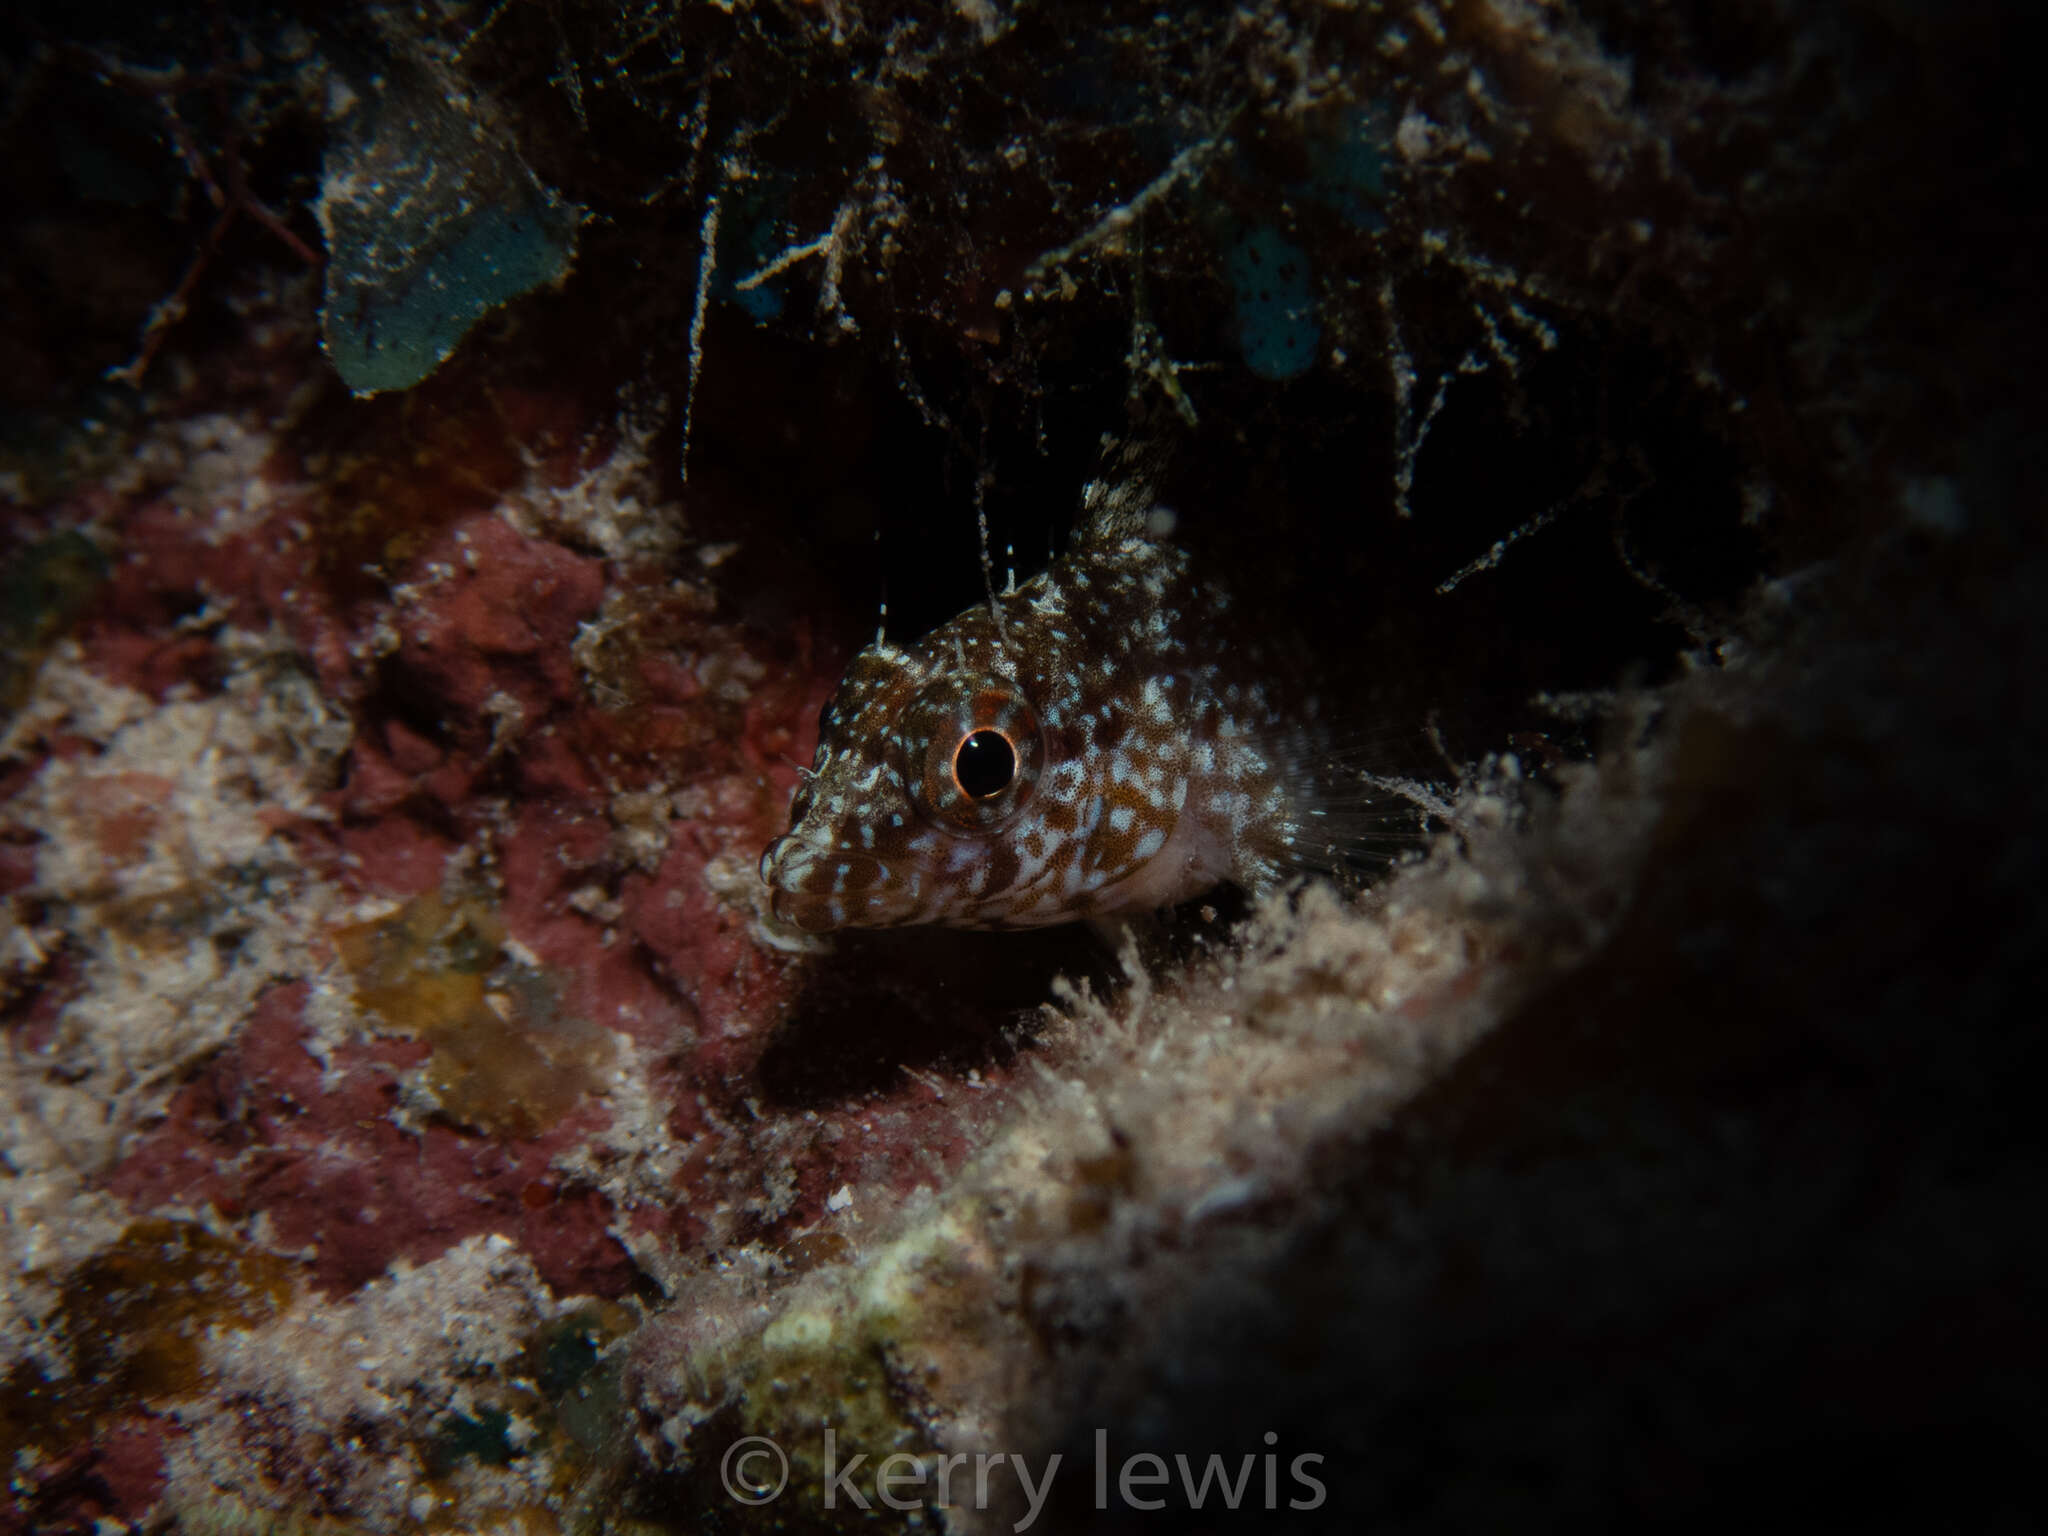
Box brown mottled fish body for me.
[760,478,1343,932]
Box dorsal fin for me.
[1077,407,1181,545]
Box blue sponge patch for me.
[318,69,582,398]
[324,199,579,397]
[1226,225,1320,382]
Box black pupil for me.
[954,730,1015,799]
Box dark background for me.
[3,0,2042,1528]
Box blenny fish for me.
[759,461,1395,932]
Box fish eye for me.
[953,729,1016,800]
[898,674,1043,831]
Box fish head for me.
[759,632,1055,931]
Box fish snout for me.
[757,833,907,931]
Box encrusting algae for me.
[0,1220,295,1469]
[333,890,615,1139]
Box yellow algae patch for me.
[0,1220,296,1466]
[333,892,613,1137]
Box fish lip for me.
[769,886,843,932]
[757,830,835,888]
[759,833,914,932]
[757,839,844,931]
[767,882,925,933]
[759,832,888,890]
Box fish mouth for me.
[767,886,848,933]
[758,834,920,932]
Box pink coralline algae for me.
[0,319,997,1527]
[107,980,634,1299]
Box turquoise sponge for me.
[1227,225,1321,382]
[318,66,581,397]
